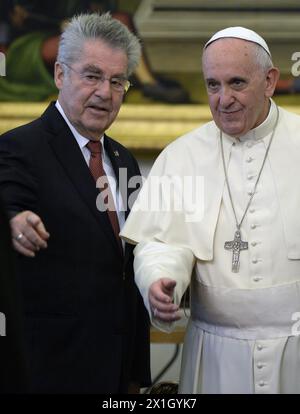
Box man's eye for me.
[207,82,218,90]
[111,78,123,87]
[84,75,99,81]
[233,80,244,87]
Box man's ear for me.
[265,67,280,98]
[54,62,64,89]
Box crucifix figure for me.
[224,230,248,273]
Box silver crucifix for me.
[224,229,248,273]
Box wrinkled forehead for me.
[202,39,262,82]
[202,38,258,72]
[203,37,256,58]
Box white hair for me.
[251,42,274,72]
[57,12,141,76]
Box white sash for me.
[191,277,300,340]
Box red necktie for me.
[86,140,122,251]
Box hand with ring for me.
[15,232,24,241]
[10,210,50,258]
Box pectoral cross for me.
[224,229,248,273]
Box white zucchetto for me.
[204,26,271,56]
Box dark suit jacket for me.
[0,199,28,393]
[0,103,150,393]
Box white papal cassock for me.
[120,100,300,393]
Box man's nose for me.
[219,86,235,107]
[94,79,112,99]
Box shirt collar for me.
[55,100,104,150]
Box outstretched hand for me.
[10,210,50,257]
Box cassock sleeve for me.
[120,138,210,258]
[133,241,195,332]
[120,142,199,332]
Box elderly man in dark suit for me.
[0,12,150,393]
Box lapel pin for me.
[114,150,119,157]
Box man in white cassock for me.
[120,27,300,394]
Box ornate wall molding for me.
[1,102,300,152]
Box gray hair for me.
[251,42,273,73]
[57,12,141,76]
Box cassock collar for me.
[222,99,277,144]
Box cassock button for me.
[247,174,253,180]
[252,258,258,264]
[246,156,253,163]
[257,344,263,350]
[251,224,257,229]
[251,241,257,247]
[249,208,255,214]
[259,380,265,387]
[257,362,263,369]
[253,277,261,282]
[122,271,126,280]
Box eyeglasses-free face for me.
[203,38,279,137]
[55,39,129,141]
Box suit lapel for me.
[43,104,121,254]
[104,136,129,217]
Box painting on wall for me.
[0,0,190,103]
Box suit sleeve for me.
[126,153,151,387]
[0,199,28,392]
[0,132,38,213]
[130,286,151,387]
